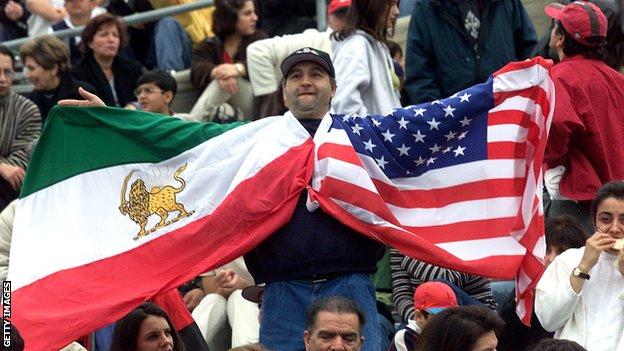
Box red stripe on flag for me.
[488,110,535,129]
[487,142,528,159]
[404,217,518,243]
[12,141,314,351]
[317,143,362,165]
[370,177,526,208]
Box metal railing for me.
[3,0,215,50]
[4,0,328,50]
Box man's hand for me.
[0,163,25,191]
[45,6,66,23]
[214,269,251,297]
[183,287,205,312]
[58,87,106,107]
[4,1,24,21]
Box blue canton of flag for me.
[331,79,494,178]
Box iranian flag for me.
[8,106,314,350]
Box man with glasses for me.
[0,44,41,210]
[133,70,192,120]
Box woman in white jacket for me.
[330,0,400,116]
[535,181,624,350]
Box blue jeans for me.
[151,17,193,71]
[260,273,381,351]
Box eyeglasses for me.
[0,68,14,77]
[133,87,164,97]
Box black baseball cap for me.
[280,47,335,79]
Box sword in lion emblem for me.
[119,163,194,240]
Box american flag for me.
[309,57,554,324]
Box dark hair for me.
[418,305,505,351]
[306,296,366,333]
[545,215,588,253]
[591,181,624,225]
[0,45,15,68]
[528,338,587,351]
[387,40,402,58]
[592,0,624,70]
[333,0,396,46]
[81,13,128,55]
[9,322,25,351]
[555,21,606,61]
[109,302,184,351]
[212,0,255,39]
[138,70,178,96]
[19,36,71,75]
[332,6,349,20]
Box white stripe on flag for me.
[388,197,522,226]
[487,124,528,143]
[493,64,551,93]
[436,237,526,261]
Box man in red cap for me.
[543,1,624,232]
[388,282,458,351]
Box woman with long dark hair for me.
[109,302,184,351]
[330,0,400,116]
[189,0,266,122]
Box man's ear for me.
[556,33,565,49]
[163,91,174,104]
[303,330,312,350]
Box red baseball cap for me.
[328,0,351,16]
[545,1,607,46]
[413,282,458,314]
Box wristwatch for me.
[235,63,245,77]
[572,267,590,280]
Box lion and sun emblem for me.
[119,163,195,240]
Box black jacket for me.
[404,0,538,104]
[244,119,385,283]
[28,73,96,124]
[72,54,143,107]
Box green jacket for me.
[405,0,537,104]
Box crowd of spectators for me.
[2,0,624,350]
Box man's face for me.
[136,82,172,115]
[548,22,564,60]
[0,54,14,97]
[304,311,363,351]
[282,61,335,120]
[64,0,95,18]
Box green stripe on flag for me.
[21,106,243,197]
